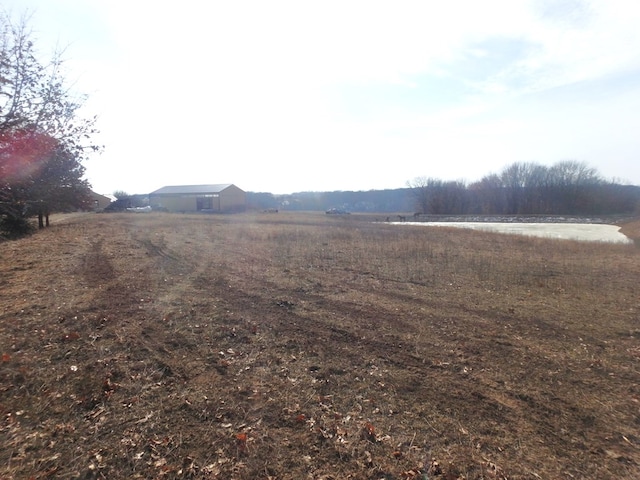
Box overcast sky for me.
[4,0,640,194]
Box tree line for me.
[247,161,638,216]
[248,189,414,213]
[0,12,99,237]
[409,161,639,216]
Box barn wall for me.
[150,195,196,212]
[149,185,246,213]
[90,192,112,211]
[220,185,247,212]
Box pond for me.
[395,222,633,244]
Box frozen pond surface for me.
[395,222,632,244]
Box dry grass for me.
[1,211,639,479]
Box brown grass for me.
[1,211,639,479]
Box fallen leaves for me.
[3,212,639,480]
[235,432,249,455]
[62,331,80,342]
[363,422,378,442]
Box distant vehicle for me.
[126,206,153,213]
[326,208,350,214]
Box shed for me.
[149,184,246,213]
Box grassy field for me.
[1,211,639,479]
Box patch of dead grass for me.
[1,212,639,479]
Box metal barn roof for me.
[149,184,236,195]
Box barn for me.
[89,191,113,211]
[149,184,246,213]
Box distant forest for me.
[248,188,415,213]
[248,161,640,215]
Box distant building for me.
[89,191,113,211]
[149,184,246,213]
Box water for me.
[395,222,632,244]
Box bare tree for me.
[469,173,505,213]
[407,177,467,214]
[410,160,635,217]
[407,177,431,214]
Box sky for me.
[3,0,640,195]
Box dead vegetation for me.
[1,212,639,479]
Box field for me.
[1,211,639,479]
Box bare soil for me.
[1,211,639,479]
